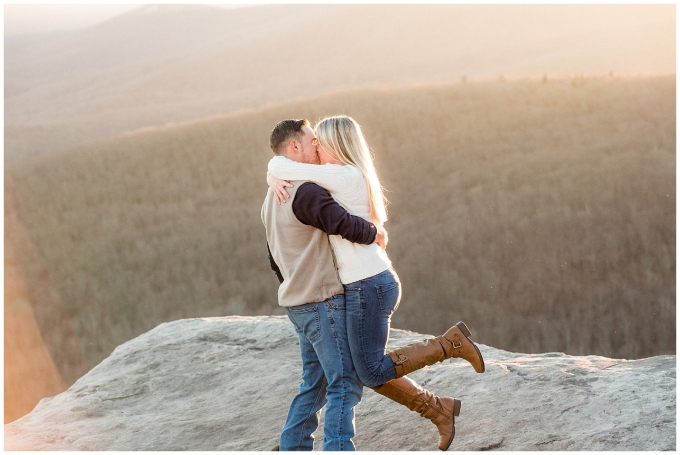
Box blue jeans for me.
[345,268,401,389]
[280,294,363,451]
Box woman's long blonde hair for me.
[315,116,388,224]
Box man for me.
[261,119,385,451]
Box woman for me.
[267,116,485,451]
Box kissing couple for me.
[262,116,485,451]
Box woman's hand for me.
[375,225,388,250]
[267,173,293,205]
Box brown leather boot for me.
[387,321,485,377]
[375,376,461,451]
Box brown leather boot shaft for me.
[387,338,447,377]
[374,377,459,451]
[386,321,485,376]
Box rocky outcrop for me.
[5,316,675,450]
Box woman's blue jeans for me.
[280,294,363,451]
[344,267,401,389]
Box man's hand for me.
[374,225,388,250]
[267,172,293,205]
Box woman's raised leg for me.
[344,268,401,388]
[344,267,483,451]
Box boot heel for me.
[453,399,461,417]
[456,321,472,338]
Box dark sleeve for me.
[267,243,284,284]
[292,182,377,244]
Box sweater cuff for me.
[366,223,377,244]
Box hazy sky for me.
[3,3,253,36]
[7,2,676,37]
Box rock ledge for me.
[5,316,676,450]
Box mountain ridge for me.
[5,4,674,162]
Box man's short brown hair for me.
[270,119,310,155]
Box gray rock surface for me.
[5,316,676,450]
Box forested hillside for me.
[5,76,675,422]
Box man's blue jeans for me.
[345,267,401,389]
[280,294,363,451]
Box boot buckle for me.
[394,353,409,365]
[452,338,463,349]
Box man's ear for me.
[286,139,299,156]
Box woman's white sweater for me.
[268,156,391,284]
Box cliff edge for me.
[5,316,675,450]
